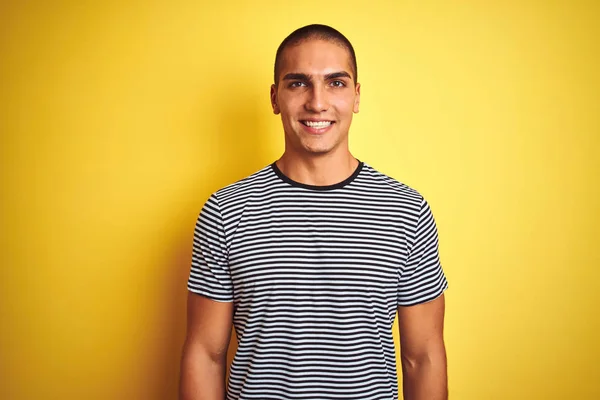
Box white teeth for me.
[304,121,332,128]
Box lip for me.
[299,120,335,135]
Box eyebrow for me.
[282,73,311,81]
[324,71,352,80]
[282,71,353,81]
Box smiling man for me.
[180,24,449,400]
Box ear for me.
[270,84,280,115]
[353,82,361,113]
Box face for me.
[271,39,360,157]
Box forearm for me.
[179,342,227,400]
[401,351,448,400]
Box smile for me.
[301,120,334,128]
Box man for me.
[180,24,448,400]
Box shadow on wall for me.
[142,86,274,399]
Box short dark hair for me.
[274,24,358,85]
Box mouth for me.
[299,120,335,134]
[300,120,334,128]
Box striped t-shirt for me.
[188,160,448,400]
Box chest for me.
[227,205,412,296]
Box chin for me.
[305,148,333,155]
[287,131,342,155]
[302,142,337,155]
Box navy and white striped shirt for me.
[188,161,448,400]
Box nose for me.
[305,84,329,112]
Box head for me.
[270,24,360,157]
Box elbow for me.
[401,346,447,372]
[182,338,228,366]
[401,352,429,372]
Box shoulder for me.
[209,164,278,210]
[358,162,425,207]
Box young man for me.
[180,24,448,400]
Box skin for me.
[180,37,448,400]
[270,39,360,186]
[179,295,233,400]
[399,295,448,399]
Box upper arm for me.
[188,195,233,302]
[185,292,233,360]
[185,194,234,356]
[398,197,448,306]
[397,294,446,361]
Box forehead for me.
[279,39,354,79]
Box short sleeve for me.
[397,197,448,306]
[187,194,233,302]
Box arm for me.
[180,292,233,400]
[397,294,447,400]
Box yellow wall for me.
[1,1,598,399]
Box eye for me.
[289,81,307,88]
[330,80,346,87]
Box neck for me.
[276,150,359,187]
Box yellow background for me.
[1,1,599,399]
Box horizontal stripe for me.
[187,162,447,400]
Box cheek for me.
[333,95,355,112]
[279,98,301,117]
